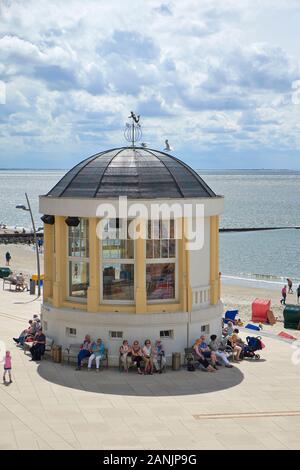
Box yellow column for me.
[185,218,193,312]
[43,224,53,300]
[210,215,219,305]
[87,217,100,311]
[178,218,187,312]
[53,216,67,308]
[135,218,147,313]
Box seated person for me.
[88,338,105,371]
[209,335,233,368]
[192,338,216,372]
[76,335,92,370]
[29,329,46,361]
[198,335,218,369]
[142,339,154,375]
[13,320,34,346]
[227,330,243,361]
[153,339,166,373]
[119,340,132,372]
[131,340,144,375]
[233,329,244,346]
[223,321,234,337]
[16,273,25,291]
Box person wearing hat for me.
[153,339,166,373]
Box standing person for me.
[3,351,12,384]
[5,251,11,266]
[297,284,300,304]
[287,278,293,294]
[280,285,287,305]
[142,339,154,375]
[153,339,166,373]
[76,335,92,370]
[87,338,105,372]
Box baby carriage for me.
[242,336,264,360]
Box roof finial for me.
[124,112,142,147]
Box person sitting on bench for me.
[131,340,144,375]
[29,329,46,361]
[76,335,92,370]
[192,338,216,372]
[87,338,105,371]
[153,339,166,373]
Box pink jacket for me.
[4,354,11,369]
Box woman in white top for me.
[142,339,153,375]
[119,340,132,372]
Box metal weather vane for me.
[124,111,142,147]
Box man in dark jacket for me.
[30,329,46,361]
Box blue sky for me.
[1,0,300,169]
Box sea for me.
[0,169,300,287]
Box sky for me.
[1,0,300,169]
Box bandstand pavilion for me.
[39,127,224,364]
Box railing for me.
[192,285,210,309]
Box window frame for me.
[67,219,89,303]
[100,219,135,305]
[146,219,178,304]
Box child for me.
[3,351,12,384]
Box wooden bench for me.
[63,344,108,369]
[24,336,54,357]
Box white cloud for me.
[0,0,300,168]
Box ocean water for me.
[0,169,299,282]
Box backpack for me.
[187,359,195,371]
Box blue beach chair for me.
[223,310,238,324]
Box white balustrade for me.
[192,285,210,309]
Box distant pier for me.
[220,226,300,233]
[0,232,43,244]
[0,225,299,244]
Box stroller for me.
[242,336,264,360]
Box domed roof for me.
[47,147,216,199]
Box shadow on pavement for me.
[37,361,244,397]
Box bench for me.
[184,346,235,368]
[3,277,28,291]
[23,336,54,358]
[63,344,108,369]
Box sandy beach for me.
[0,243,44,279]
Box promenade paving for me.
[0,288,299,450]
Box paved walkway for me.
[1,289,300,450]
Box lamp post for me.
[16,193,41,297]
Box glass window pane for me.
[68,219,89,257]
[102,239,134,259]
[161,239,169,258]
[153,240,160,258]
[103,264,134,301]
[146,240,153,258]
[169,239,176,258]
[69,261,89,298]
[161,220,169,239]
[170,219,175,239]
[146,263,175,300]
[152,220,160,239]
